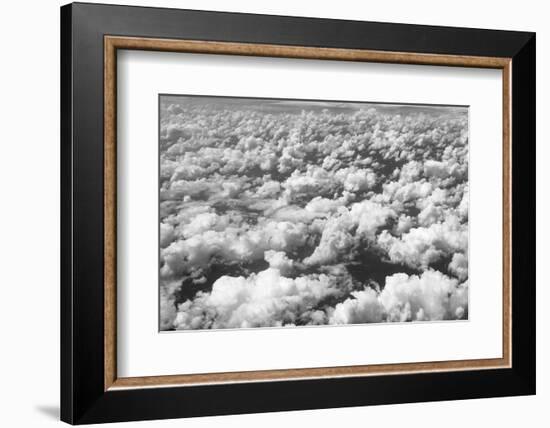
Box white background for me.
[118,51,502,377]
[0,0,546,427]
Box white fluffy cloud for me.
[264,250,295,274]
[329,287,384,324]
[377,216,468,269]
[161,220,308,277]
[171,267,467,329]
[304,200,395,266]
[448,252,468,281]
[342,168,377,193]
[160,222,175,248]
[159,98,469,330]
[379,270,468,321]
[173,266,346,329]
[304,215,355,266]
[329,270,467,325]
[349,200,396,240]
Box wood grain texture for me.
[111,357,507,389]
[502,62,513,366]
[106,36,510,68]
[104,37,117,391]
[103,36,512,390]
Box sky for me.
[159,95,469,330]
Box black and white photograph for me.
[159,95,469,331]
[0,0,540,425]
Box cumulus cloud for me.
[329,287,384,324]
[172,266,469,330]
[160,222,175,248]
[173,267,346,329]
[328,269,468,325]
[304,214,355,266]
[377,216,468,269]
[349,200,396,240]
[159,96,469,330]
[448,252,468,281]
[342,168,377,193]
[379,270,468,321]
[161,220,308,277]
[264,250,295,274]
[304,200,395,266]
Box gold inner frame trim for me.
[104,35,512,391]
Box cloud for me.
[303,215,355,266]
[398,160,422,183]
[448,252,468,281]
[304,200,395,266]
[377,216,467,269]
[173,267,346,329]
[329,287,384,324]
[269,204,322,223]
[282,166,337,200]
[160,280,183,330]
[384,180,433,204]
[342,168,377,193]
[178,212,231,238]
[161,220,308,277]
[160,222,175,248]
[328,269,468,324]
[305,196,348,215]
[349,200,396,240]
[458,185,469,218]
[424,160,452,179]
[418,202,445,226]
[394,214,415,235]
[159,98,469,329]
[264,250,295,274]
[255,180,281,198]
[379,270,468,321]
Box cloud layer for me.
[159,97,469,330]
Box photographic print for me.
[159,95,469,331]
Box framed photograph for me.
[60,2,535,424]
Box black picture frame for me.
[61,2,535,424]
